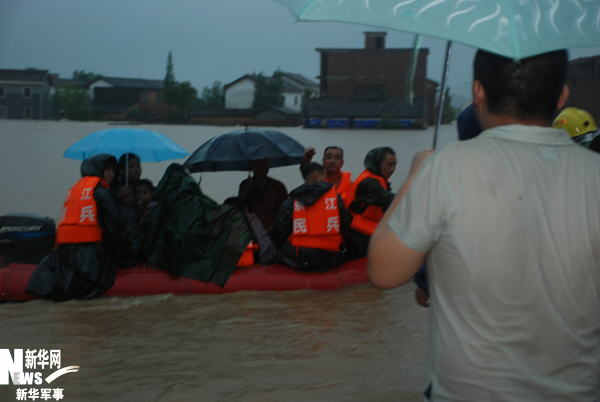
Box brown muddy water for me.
[0,119,457,401]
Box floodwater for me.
[0,119,458,401]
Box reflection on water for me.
[0,120,457,401]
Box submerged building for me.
[305,32,437,129]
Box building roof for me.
[223,74,256,90]
[225,72,318,92]
[279,72,318,88]
[88,76,164,90]
[51,74,86,88]
[0,68,50,83]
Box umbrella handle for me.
[432,40,453,150]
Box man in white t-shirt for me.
[368,49,600,401]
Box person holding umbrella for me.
[238,158,288,233]
[368,49,600,400]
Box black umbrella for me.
[183,128,305,172]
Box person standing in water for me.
[369,49,600,400]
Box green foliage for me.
[198,81,225,110]
[52,87,92,120]
[441,87,458,124]
[72,70,101,84]
[164,51,175,87]
[252,72,283,110]
[162,51,198,122]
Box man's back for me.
[393,124,600,400]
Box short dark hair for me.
[117,153,141,171]
[473,49,568,121]
[324,146,344,158]
[135,178,154,192]
[301,162,325,180]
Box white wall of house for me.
[283,92,302,111]
[87,80,113,99]
[225,78,255,109]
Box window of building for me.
[23,87,32,98]
[23,107,32,118]
[294,95,299,106]
[0,106,6,118]
[0,87,5,98]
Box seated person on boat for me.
[346,147,397,258]
[272,162,355,272]
[26,154,133,300]
[301,145,353,204]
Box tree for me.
[198,81,225,110]
[162,51,198,121]
[72,70,101,84]
[170,81,198,121]
[252,72,283,110]
[52,87,92,120]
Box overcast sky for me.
[2,0,599,106]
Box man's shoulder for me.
[267,176,287,188]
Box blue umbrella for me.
[64,128,189,162]
[183,128,305,172]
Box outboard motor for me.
[0,214,55,266]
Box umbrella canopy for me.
[274,0,600,59]
[64,128,189,162]
[183,128,305,172]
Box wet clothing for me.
[328,171,353,204]
[390,125,600,400]
[347,170,391,236]
[272,181,354,272]
[27,154,124,300]
[55,176,104,244]
[290,185,342,251]
[239,176,288,232]
[346,168,393,258]
[141,164,252,286]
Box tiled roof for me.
[0,68,49,82]
[280,72,318,88]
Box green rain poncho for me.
[140,164,252,286]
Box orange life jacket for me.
[236,241,258,267]
[55,176,106,244]
[327,171,352,205]
[289,186,342,252]
[346,170,390,236]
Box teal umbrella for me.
[274,0,600,60]
[273,0,600,147]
